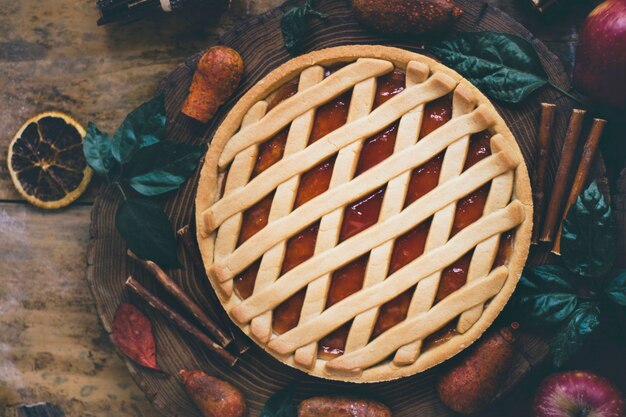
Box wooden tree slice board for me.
[86,1,600,416]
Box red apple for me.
[533,371,625,417]
[573,0,626,109]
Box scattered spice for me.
[128,250,232,348]
[180,369,246,417]
[540,109,587,243]
[177,225,209,281]
[532,103,557,244]
[181,46,244,123]
[112,303,160,371]
[177,224,251,354]
[552,118,607,254]
[125,277,238,367]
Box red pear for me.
[179,370,246,417]
[437,325,518,414]
[352,0,463,34]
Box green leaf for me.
[281,0,327,55]
[115,198,180,269]
[518,265,576,292]
[112,95,166,164]
[83,122,116,176]
[139,135,160,149]
[561,181,616,278]
[606,270,626,306]
[260,387,297,417]
[515,265,578,325]
[517,293,579,325]
[123,141,204,196]
[550,302,600,367]
[429,32,549,104]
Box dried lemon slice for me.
[7,111,93,209]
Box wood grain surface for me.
[0,1,284,416]
[1,0,614,416]
[86,1,605,416]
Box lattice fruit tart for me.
[195,45,533,382]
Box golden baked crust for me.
[195,45,533,382]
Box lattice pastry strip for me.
[230,138,519,326]
[217,59,395,169]
[212,101,268,296]
[208,105,496,284]
[293,75,378,367]
[327,266,510,373]
[267,201,525,358]
[249,66,325,343]
[203,71,456,232]
[456,169,514,333]
[393,85,478,365]
[344,62,430,353]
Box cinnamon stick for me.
[125,276,238,367]
[540,109,587,243]
[177,225,208,283]
[128,250,232,348]
[530,0,560,13]
[532,103,557,244]
[552,118,607,254]
[177,225,251,354]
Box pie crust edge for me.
[194,45,533,382]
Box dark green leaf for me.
[517,293,579,325]
[139,135,160,149]
[606,270,626,306]
[112,95,166,164]
[112,127,139,165]
[513,265,578,325]
[260,387,297,417]
[83,122,116,176]
[518,265,576,292]
[123,141,204,196]
[429,32,548,103]
[550,302,600,367]
[561,181,616,278]
[281,0,327,55]
[115,198,180,268]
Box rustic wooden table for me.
[0,1,616,416]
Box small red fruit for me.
[573,0,626,108]
[437,326,518,414]
[533,371,625,417]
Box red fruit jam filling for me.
[230,67,512,357]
